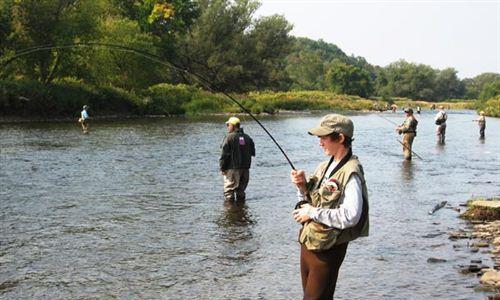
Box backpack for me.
[435,112,447,125]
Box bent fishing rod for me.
[375,113,424,160]
[0,42,296,169]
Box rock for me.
[493,237,500,246]
[448,231,469,239]
[472,241,489,248]
[470,247,479,253]
[468,264,483,273]
[480,270,500,287]
[422,232,444,238]
[427,257,447,263]
[461,199,500,221]
[471,259,482,264]
[492,247,500,254]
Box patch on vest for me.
[239,136,246,145]
[324,178,339,192]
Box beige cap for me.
[308,114,354,137]
[225,116,240,126]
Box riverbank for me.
[449,199,500,299]
[1,80,478,120]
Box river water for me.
[1,110,499,299]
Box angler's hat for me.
[308,114,353,138]
[225,116,240,126]
[404,108,413,114]
[83,105,89,109]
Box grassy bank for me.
[476,96,500,117]
[0,80,480,119]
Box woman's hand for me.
[291,169,307,192]
[292,203,314,223]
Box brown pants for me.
[223,169,249,201]
[402,133,415,160]
[300,242,349,300]
[436,124,446,143]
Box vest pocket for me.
[299,221,341,251]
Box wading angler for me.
[290,114,369,299]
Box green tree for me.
[1,0,105,83]
[175,0,293,92]
[325,60,373,97]
[382,60,437,100]
[464,72,500,99]
[434,68,465,100]
[285,37,351,90]
[478,81,500,101]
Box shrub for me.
[144,83,196,115]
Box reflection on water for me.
[400,160,414,182]
[219,200,255,228]
[1,111,499,299]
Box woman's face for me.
[318,135,340,156]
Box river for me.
[1,110,499,299]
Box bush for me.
[144,83,196,115]
[184,90,226,115]
[481,97,500,117]
[0,80,51,116]
[0,78,143,118]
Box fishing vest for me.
[299,156,369,251]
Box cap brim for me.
[308,126,333,136]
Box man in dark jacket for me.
[220,117,255,202]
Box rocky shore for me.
[449,199,500,299]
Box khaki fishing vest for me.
[299,156,369,251]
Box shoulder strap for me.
[317,148,353,186]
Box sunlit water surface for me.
[1,110,499,299]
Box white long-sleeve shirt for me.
[297,160,363,229]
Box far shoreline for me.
[0,107,483,125]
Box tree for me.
[175,0,293,92]
[325,60,373,97]
[434,68,465,100]
[1,0,105,83]
[285,37,351,90]
[382,60,437,100]
[464,72,500,99]
[479,81,500,101]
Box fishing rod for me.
[0,42,296,169]
[374,113,424,160]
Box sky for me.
[256,0,500,79]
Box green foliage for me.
[464,73,500,99]
[2,0,106,83]
[0,78,141,117]
[144,83,194,114]
[481,97,500,117]
[286,38,351,91]
[183,90,227,115]
[478,81,500,101]
[434,68,465,100]
[325,60,373,97]
[174,0,293,92]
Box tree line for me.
[0,0,499,116]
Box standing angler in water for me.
[290,114,369,299]
[219,117,255,202]
[473,111,486,139]
[395,108,418,160]
[434,105,448,144]
[78,105,90,134]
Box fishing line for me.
[0,42,296,169]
